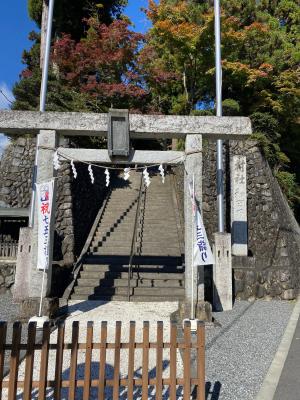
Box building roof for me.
[0,208,29,218]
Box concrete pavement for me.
[273,311,300,400]
[256,297,300,400]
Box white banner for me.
[193,209,214,265]
[188,180,214,266]
[36,180,54,271]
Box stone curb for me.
[255,297,300,400]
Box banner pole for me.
[38,270,46,317]
[29,0,55,227]
[191,174,195,320]
[214,0,225,233]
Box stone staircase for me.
[70,170,185,301]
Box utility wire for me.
[0,90,14,105]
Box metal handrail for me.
[128,174,144,301]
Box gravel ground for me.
[0,292,30,377]
[0,292,20,322]
[1,298,294,399]
[205,300,294,400]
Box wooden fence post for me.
[183,321,191,400]
[98,321,107,400]
[83,321,93,400]
[69,321,79,400]
[38,321,50,400]
[8,322,22,400]
[113,321,121,400]
[197,321,205,400]
[0,322,7,400]
[156,321,163,400]
[169,322,177,400]
[127,321,135,400]
[54,321,65,400]
[142,321,149,400]
[23,322,37,400]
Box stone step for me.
[95,230,134,237]
[108,195,138,200]
[97,221,135,227]
[74,286,132,296]
[83,255,183,265]
[129,295,184,302]
[107,200,138,205]
[76,277,183,288]
[92,233,178,245]
[93,242,180,249]
[133,287,185,296]
[107,194,139,200]
[139,216,176,222]
[143,195,173,199]
[96,223,135,231]
[77,278,138,287]
[92,236,179,246]
[94,229,179,239]
[101,212,137,220]
[80,270,184,280]
[140,220,177,226]
[102,207,138,215]
[73,285,184,297]
[99,216,136,224]
[91,247,180,256]
[94,228,179,239]
[141,206,174,210]
[101,213,177,221]
[95,226,135,234]
[70,294,183,302]
[81,266,184,275]
[81,263,184,273]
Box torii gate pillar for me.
[184,134,204,313]
[13,130,58,303]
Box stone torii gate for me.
[0,110,251,315]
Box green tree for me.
[28,0,128,40]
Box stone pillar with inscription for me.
[213,233,233,311]
[231,155,248,256]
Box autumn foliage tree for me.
[13,0,129,112]
[141,0,300,209]
[52,19,148,112]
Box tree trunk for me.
[183,70,189,103]
[40,0,49,68]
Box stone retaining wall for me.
[0,263,15,294]
[0,137,108,272]
[174,139,300,300]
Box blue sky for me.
[0,0,149,154]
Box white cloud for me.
[0,82,14,157]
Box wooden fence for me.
[0,240,18,259]
[0,320,205,400]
